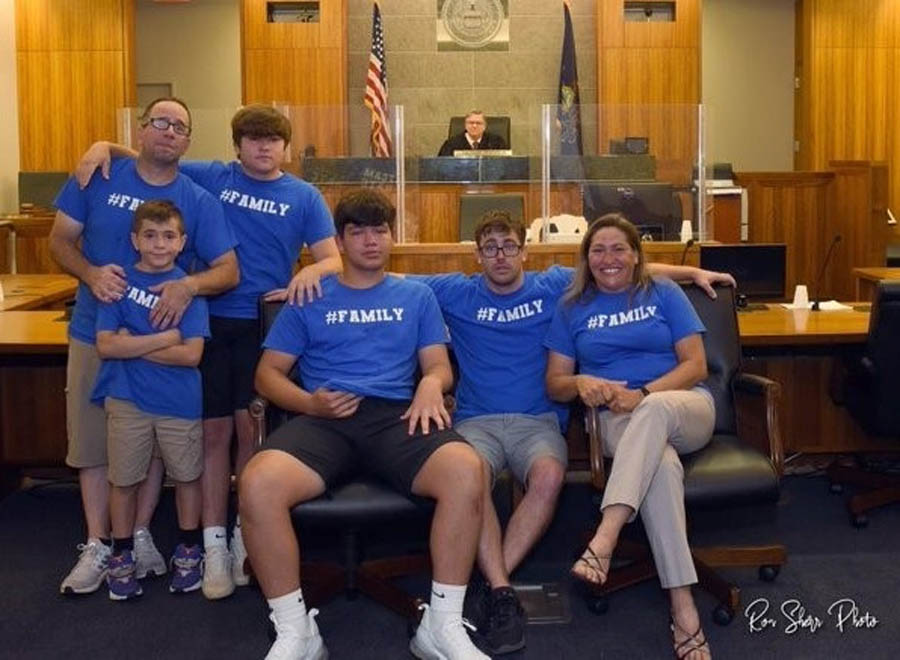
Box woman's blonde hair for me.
[562,213,651,304]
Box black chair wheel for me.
[852,514,869,528]
[712,604,734,626]
[759,565,780,582]
[829,482,843,494]
[587,595,609,615]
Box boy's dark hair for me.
[231,104,292,145]
[131,199,185,235]
[473,209,526,246]
[139,97,192,129]
[333,189,396,236]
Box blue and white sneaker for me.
[107,551,143,601]
[169,543,203,594]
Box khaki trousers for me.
[598,387,715,589]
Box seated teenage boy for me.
[240,189,489,660]
[91,200,210,599]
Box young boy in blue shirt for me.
[92,200,210,600]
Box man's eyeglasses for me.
[479,242,521,258]
[143,117,191,137]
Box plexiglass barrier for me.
[118,102,716,245]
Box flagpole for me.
[395,104,405,243]
[541,104,551,241]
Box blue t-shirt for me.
[263,275,448,401]
[91,265,210,419]
[544,277,705,389]
[180,160,335,319]
[54,159,235,344]
[413,266,573,424]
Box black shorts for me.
[200,316,261,419]
[264,398,467,494]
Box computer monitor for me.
[699,244,787,301]
[582,183,681,241]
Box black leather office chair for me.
[247,299,435,619]
[448,115,511,148]
[826,280,900,527]
[581,284,786,624]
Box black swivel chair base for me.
[826,462,900,527]
[580,537,786,625]
[299,548,430,619]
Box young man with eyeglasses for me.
[409,210,734,655]
[51,96,239,596]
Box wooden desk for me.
[737,304,887,454]
[738,304,870,346]
[852,267,900,301]
[0,273,77,311]
[0,312,69,473]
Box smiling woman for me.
[545,212,716,660]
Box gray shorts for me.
[455,412,567,485]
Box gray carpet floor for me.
[1,474,898,659]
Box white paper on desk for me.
[780,300,853,311]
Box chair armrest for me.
[248,396,269,450]
[584,406,607,490]
[733,372,784,477]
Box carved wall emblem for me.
[437,0,508,51]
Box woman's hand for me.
[607,386,645,413]
[576,375,616,408]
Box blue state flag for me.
[557,3,583,155]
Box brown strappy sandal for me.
[570,545,611,585]
[671,619,712,660]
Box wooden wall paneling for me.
[0,214,60,274]
[14,214,60,274]
[241,0,347,155]
[596,1,700,184]
[794,0,810,170]
[16,0,131,173]
[418,186,462,243]
[827,162,888,298]
[15,0,125,52]
[797,0,900,246]
[737,172,832,298]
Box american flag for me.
[364,2,393,157]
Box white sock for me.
[268,587,309,635]
[232,517,243,544]
[430,581,466,627]
[203,526,227,549]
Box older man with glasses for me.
[438,110,508,156]
[50,96,239,596]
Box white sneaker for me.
[265,609,328,660]
[202,544,235,599]
[133,527,167,579]
[231,525,250,586]
[60,538,111,594]
[410,604,489,660]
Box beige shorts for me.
[65,337,108,468]
[105,397,203,487]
